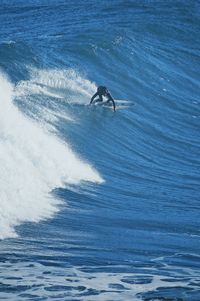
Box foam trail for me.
[15,68,97,104]
[0,73,103,239]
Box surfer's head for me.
[97,86,108,96]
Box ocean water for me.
[0,0,200,300]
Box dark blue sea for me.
[0,1,200,300]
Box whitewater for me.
[0,73,102,239]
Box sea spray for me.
[15,68,97,104]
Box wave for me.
[0,72,103,239]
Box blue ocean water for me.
[0,0,200,300]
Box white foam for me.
[15,68,97,104]
[0,73,103,239]
[0,261,192,301]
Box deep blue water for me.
[0,1,200,300]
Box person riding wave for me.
[90,86,116,112]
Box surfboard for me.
[94,100,131,106]
[93,99,132,110]
[106,105,130,111]
[115,99,130,104]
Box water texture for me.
[0,1,200,300]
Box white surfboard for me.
[115,99,129,104]
[107,105,130,111]
[91,99,134,110]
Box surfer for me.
[90,86,116,111]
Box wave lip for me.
[0,73,103,239]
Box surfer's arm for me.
[90,92,98,104]
[107,93,116,112]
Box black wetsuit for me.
[90,86,116,111]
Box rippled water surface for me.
[0,1,200,300]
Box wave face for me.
[0,0,200,300]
